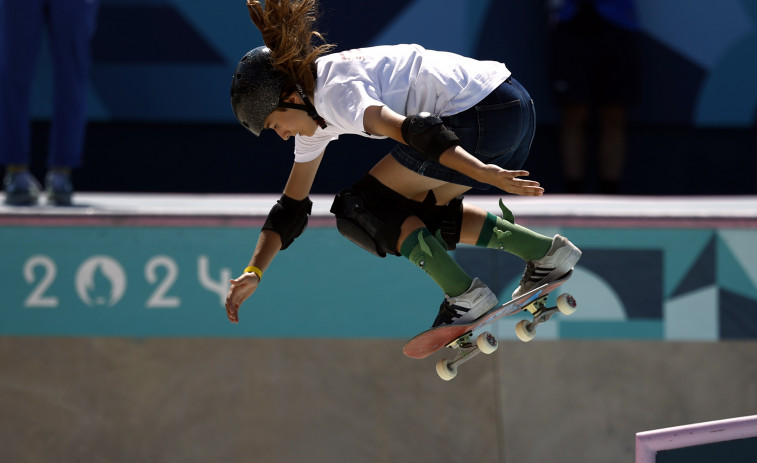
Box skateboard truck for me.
[404,271,577,381]
[436,293,577,381]
[436,331,499,381]
[515,293,577,342]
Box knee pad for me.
[330,175,414,257]
[414,193,464,250]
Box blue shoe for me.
[45,169,73,206]
[3,170,41,206]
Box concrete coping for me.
[2,193,757,228]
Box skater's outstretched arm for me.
[363,105,543,197]
[225,152,324,323]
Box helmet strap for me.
[278,85,327,129]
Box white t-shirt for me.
[293,44,511,162]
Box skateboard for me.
[403,270,577,381]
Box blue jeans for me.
[390,77,536,190]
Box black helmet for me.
[230,46,288,136]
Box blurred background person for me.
[0,0,99,206]
[548,0,639,194]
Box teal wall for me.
[2,224,756,339]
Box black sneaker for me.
[45,169,73,206]
[3,170,41,206]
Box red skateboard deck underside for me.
[402,273,571,359]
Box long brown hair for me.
[247,0,335,95]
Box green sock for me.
[400,228,473,297]
[476,212,553,261]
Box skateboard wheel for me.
[557,293,577,315]
[515,320,535,342]
[477,332,498,354]
[436,359,457,381]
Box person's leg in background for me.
[596,104,627,194]
[45,0,99,205]
[0,0,45,205]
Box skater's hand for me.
[436,147,544,196]
[225,272,260,323]
[485,165,544,196]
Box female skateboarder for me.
[225,0,581,327]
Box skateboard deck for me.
[403,270,575,360]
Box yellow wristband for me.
[244,265,263,280]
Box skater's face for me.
[263,93,319,140]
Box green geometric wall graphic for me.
[718,235,757,300]
[720,289,757,338]
[663,230,715,298]
[719,230,757,299]
[567,228,713,299]
[672,235,716,297]
[665,286,719,341]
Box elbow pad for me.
[400,112,460,162]
[262,194,313,250]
